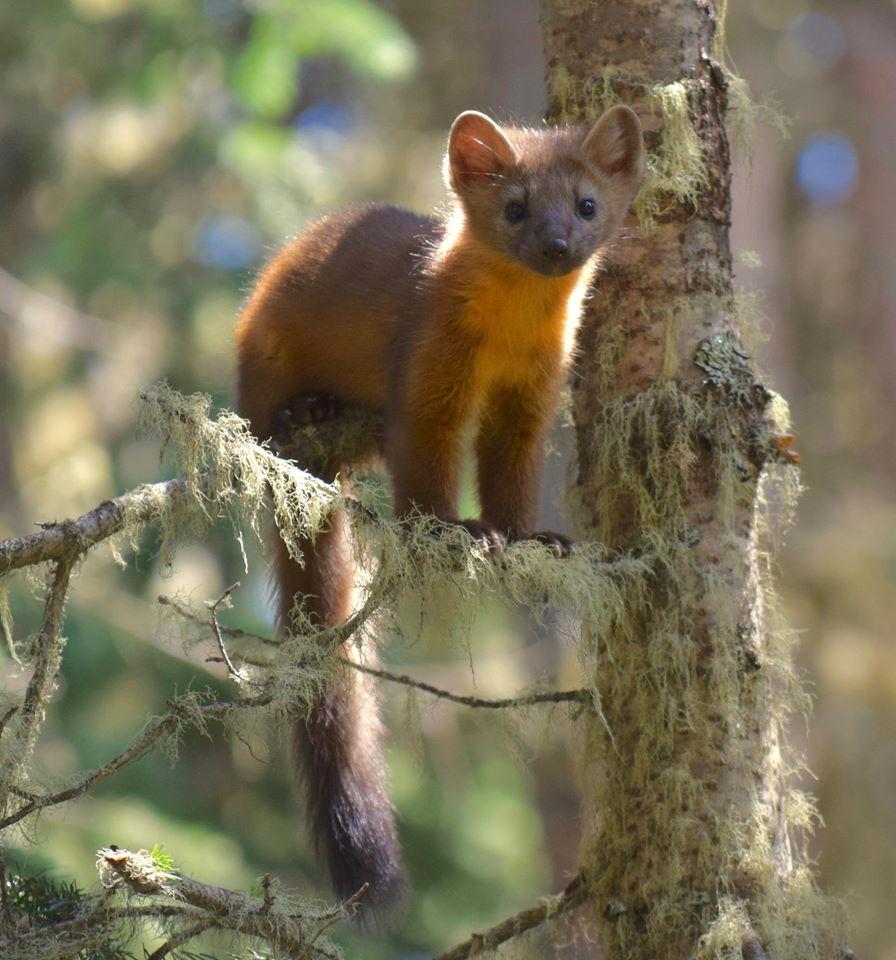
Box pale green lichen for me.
[0,363,844,958]
[724,71,791,168]
[549,61,789,230]
[567,316,846,958]
[0,573,18,663]
[639,80,708,225]
[132,383,341,573]
[548,66,708,229]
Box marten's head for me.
[446,106,644,277]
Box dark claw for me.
[531,530,574,558]
[271,393,344,436]
[453,519,506,554]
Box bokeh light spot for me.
[751,0,808,31]
[194,215,261,269]
[795,132,859,206]
[788,13,846,69]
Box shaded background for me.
[1,0,894,957]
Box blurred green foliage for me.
[5,0,896,957]
[0,1,567,957]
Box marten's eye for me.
[577,198,597,220]
[504,201,526,224]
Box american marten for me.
[235,105,644,921]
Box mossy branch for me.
[0,384,648,958]
[0,478,189,575]
[6,558,74,782]
[162,591,592,711]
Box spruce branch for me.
[98,846,344,960]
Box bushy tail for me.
[274,508,406,924]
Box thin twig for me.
[159,594,281,649]
[432,873,587,960]
[167,594,590,710]
[164,590,374,662]
[309,882,369,945]
[349,659,591,709]
[0,693,273,830]
[208,582,244,681]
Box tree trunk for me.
[541,2,846,957]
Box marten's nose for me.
[543,237,568,261]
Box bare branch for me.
[349,659,591,709]
[432,873,586,960]
[207,581,246,681]
[308,882,369,946]
[0,693,272,830]
[167,594,591,711]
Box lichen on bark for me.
[542,0,847,956]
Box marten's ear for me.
[448,111,515,186]
[581,105,645,188]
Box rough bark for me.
[541,1,844,958]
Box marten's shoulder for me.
[290,203,440,267]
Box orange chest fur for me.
[457,260,583,393]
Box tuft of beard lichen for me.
[567,313,847,958]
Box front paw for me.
[450,519,506,554]
[529,530,574,558]
[271,392,343,436]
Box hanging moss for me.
[565,307,847,958]
[723,71,791,168]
